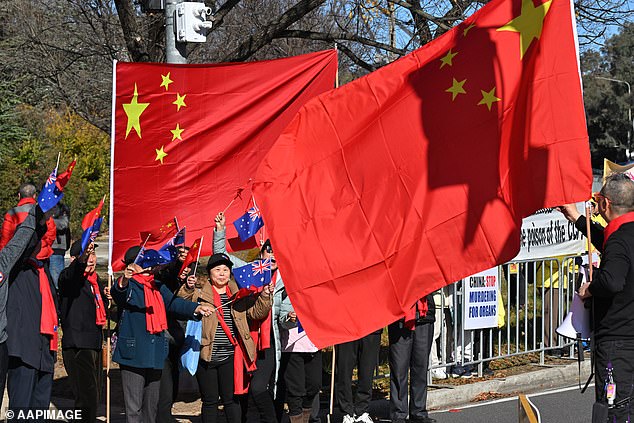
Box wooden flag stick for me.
[585,201,593,281]
[55,152,61,171]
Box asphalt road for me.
[423,384,595,423]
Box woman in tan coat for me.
[178,253,272,423]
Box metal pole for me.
[595,76,632,158]
[165,0,187,64]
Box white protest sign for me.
[513,203,586,261]
[463,267,499,330]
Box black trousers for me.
[62,348,103,422]
[594,339,634,422]
[335,331,381,416]
[196,357,241,423]
[157,344,181,423]
[0,342,7,410]
[281,351,322,416]
[242,336,277,423]
[7,356,53,409]
[120,365,163,423]
[388,320,433,420]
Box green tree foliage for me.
[0,100,109,238]
[581,22,633,169]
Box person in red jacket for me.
[0,183,56,260]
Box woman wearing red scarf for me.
[58,240,106,422]
[112,246,213,423]
[178,253,272,423]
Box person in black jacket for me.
[6,209,59,410]
[559,172,634,422]
[0,205,47,409]
[387,294,436,423]
[58,240,106,422]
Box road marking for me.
[431,383,595,414]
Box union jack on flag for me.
[252,258,272,275]
[248,205,261,222]
[234,259,272,289]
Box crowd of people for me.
[0,185,438,423]
[1,172,632,423]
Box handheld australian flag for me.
[37,168,63,213]
[233,202,264,242]
[234,258,272,289]
[80,198,105,255]
[135,232,180,268]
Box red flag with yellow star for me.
[111,50,337,271]
[253,0,591,347]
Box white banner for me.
[512,203,586,261]
[463,267,499,330]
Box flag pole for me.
[328,346,336,423]
[585,201,593,281]
[55,152,61,171]
[106,274,113,423]
[192,236,204,276]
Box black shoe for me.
[410,417,437,423]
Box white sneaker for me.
[431,368,447,379]
[343,415,356,423]
[356,413,374,423]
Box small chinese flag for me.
[254,0,592,347]
[139,217,178,249]
[180,237,202,275]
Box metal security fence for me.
[426,255,585,379]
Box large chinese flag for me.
[253,0,591,347]
[111,50,337,271]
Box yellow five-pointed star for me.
[440,49,458,68]
[173,93,187,111]
[160,72,173,91]
[155,146,168,164]
[171,123,184,141]
[445,78,467,101]
[497,0,552,59]
[478,87,502,111]
[122,84,150,139]
[463,23,476,37]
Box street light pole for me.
[595,76,633,159]
[165,0,187,64]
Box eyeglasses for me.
[263,247,274,253]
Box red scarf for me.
[86,271,106,327]
[213,285,257,394]
[404,298,428,331]
[603,212,634,248]
[134,273,168,334]
[28,259,58,351]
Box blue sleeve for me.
[160,284,198,320]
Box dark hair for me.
[601,173,634,214]
[18,183,36,199]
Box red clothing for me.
[0,197,56,259]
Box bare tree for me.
[0,0,631,131]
